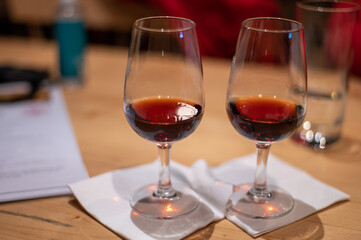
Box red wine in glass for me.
[125,97,203,143]
[227,97,305,142]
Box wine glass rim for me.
[242,17,304,33]
[296,0,360,13]
[134,16,196,32]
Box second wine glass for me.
[226,17,307,218]
[124,16,204,219]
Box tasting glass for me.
[123,16,204,219]
[226,18,307,218]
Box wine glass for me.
[225,17,307,218]
[123,16,204,219]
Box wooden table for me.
[0,37,360,239]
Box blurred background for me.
[0,0,360,76]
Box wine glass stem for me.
[154,143,177,198]
[249,142,271,200]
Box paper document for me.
[0,87,89,202]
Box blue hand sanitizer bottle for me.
[55,0,86,86]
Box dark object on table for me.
[0,66,49,102]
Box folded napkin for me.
[211,153,350,237]
[69,154,349,239]
[69,160,229,240]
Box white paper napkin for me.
[69,160,229,240]
[211,153,350,237]
[69,154,349,239]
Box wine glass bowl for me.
[125,98,203,143]
[124,16,204,219]
[227,97,305,143]
[226,18,307,218]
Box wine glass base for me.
[226,183,294,219]
[130,184,199,219]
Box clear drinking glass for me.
[225,18,307,218]
[292,0,359,149]
[123,16,204,219]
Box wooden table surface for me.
[0,37,360,240]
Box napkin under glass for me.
[69,154,349,239]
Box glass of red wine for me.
[225,17,307,218]
[123,17,204,219]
